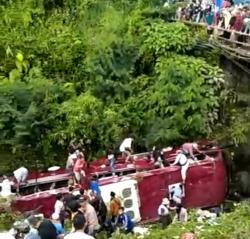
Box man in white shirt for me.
[65,213,94,239]
[13,167,28,183]
[119,138,133,163]
[13,166,28,194]
[0,175,14,197]
[54,193,65,227]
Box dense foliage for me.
[102,202,250,239]
[0,0,241,170]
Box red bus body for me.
[11,145,227,220]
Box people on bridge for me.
[177,0,250,44]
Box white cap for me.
[51,213,59,220]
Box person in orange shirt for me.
[109,191,121,223]
[73,153,86,184]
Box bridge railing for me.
[179,20,250,49]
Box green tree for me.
[0,0,230,170]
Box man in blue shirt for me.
[116,207,134,234]
[51,213,64,237]
[89,175,101,196]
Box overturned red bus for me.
[10,142,227,222]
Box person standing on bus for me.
[73,153,86,184]
[13,166,28,194]
[66,148,77,171]
[119,138,133,163]
[107,148,116,175]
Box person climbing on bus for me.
[13,166,29,194]
[152,146,168,168]
[172,143,200,184]
[119,138,133,163]
[107,148,116,175]
[152,146,160,163]
[181,142,201,161]
[171,151,190,185]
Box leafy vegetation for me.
[94,202,250,239]
[0,0,247,171]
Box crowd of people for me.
[0,138,213,239]
[7,185,134,239]
[7,180,190,239]
[176,0,250,40]
[157,184,188,229]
